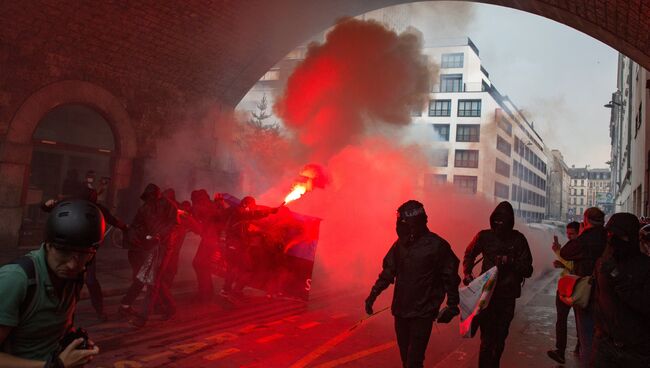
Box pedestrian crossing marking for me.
[256,333,284,343]
[113,361,143,368]
[205,332,239,344]
[203,347,240,361]
[298,321,321,329]
[239,324,264,334]
[170,341,209,354]
[312,342,396,368]
[140,351,174,362]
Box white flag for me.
[459,266,498,338]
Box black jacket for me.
[371,231,460,318]
[130,184,178,248]
[463,202,533,299]
[593,249,650,354]
[560,226,607,277]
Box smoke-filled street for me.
[79,268,572,368]
[1,2,649,368]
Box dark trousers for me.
[121,250,146,306]
[478,297,516,368]
[555,291,579,353]
[592,336,650,368]
[394,316,435,368]
[162,236,183,289]
[85,259,104,314]
[142,244,177,320]
[193,238,218,299]
[575,305,594,368]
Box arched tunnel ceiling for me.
[1,0,648,109]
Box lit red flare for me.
[282,164,329,205]
[284,183,311,204]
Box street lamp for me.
[604,101,622,109]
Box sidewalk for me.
[434,269,579,368]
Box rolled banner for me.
[459,266,498,338]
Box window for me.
[498,117,512,136]
[496,135,511,156]
[429,100,451,117]
[458,99,481,117]
[581,189,584,195]
[432,149,449,167]
[432,124,450,141]
[495,158,510,178]
[580,198,584,205]
[456,124,480,142]
[440,74,463,92]
[494,182,509,199]
[454,175,477,194]
[425,174,447,188]
[454,149,479,168]
[441,53,464,68]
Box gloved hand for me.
[436,306,460,323]
[601,259,619,279]
[365,292,378,315]
[462,274,474,286]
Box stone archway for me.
[0,80,137,247]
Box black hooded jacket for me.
[463,201,533,299]
[129,184,178,248]
[593,246,650,353]
[370,231,461,319]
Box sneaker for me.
[572,344,580,356]
[547,349,566,364]
[117,305,137,318]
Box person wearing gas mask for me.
[463,201,533,368]
[365,200,460,368]
[591,213,650,367]
[221,196,279,297]
[559,207,607,368]
[0,200,102,367]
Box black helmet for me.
[45,199,106,251]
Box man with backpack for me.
[0,199,102,367]
[560,207,607,368]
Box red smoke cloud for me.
[275,18,431,162]
[263,19,555,289]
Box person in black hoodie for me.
[591,213,650,367]
[463,201,533,368]
[559,207,607,368]
[365,200,460,368]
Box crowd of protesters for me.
[2,169,649,368]
[32,171,286,329]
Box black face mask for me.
[396,218,411,240]
[610,235,636,259]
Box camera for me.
[59,327,93,350]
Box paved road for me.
[77,270,578,368]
